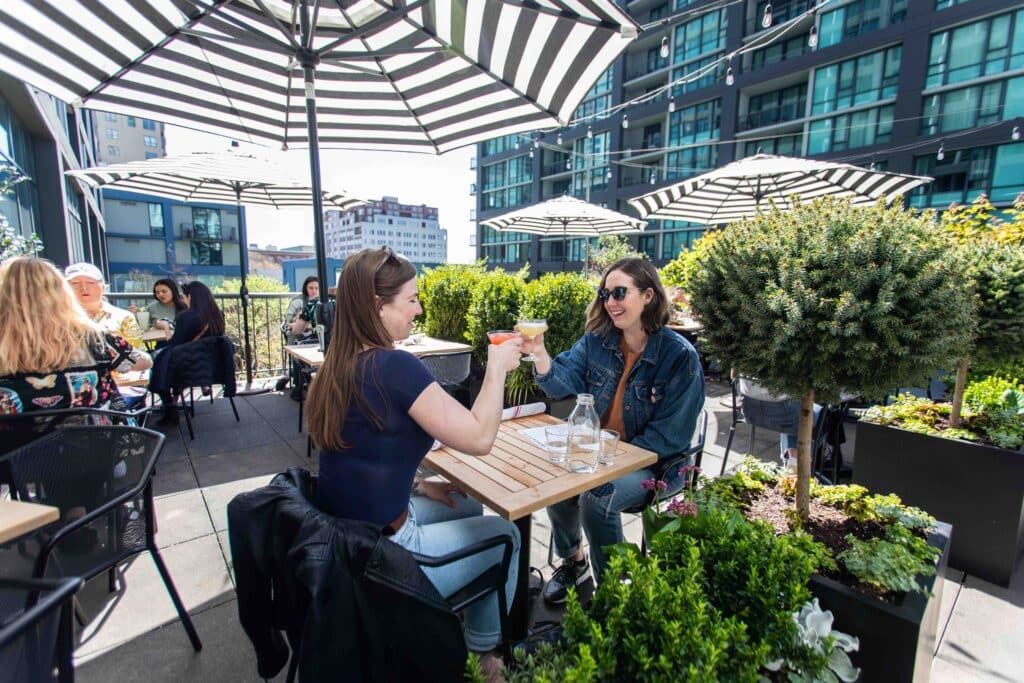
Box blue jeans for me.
[741,397,822,458]
[547,463,687,583]
[392,493,520,652]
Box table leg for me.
[508,515,532,641]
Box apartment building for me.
[474,0,1024,274]
[324,195,447,265]
[90,111,167,164]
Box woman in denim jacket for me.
[522,258,705,603]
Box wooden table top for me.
[424,414,658,521]
[667,318,702,334]
[0,499,59,545]
[285,336,473,367]
[141,328,171,343]
[113,370,150,387]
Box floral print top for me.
[0,333,143,415]
[91,302,144,350]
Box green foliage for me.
[418,263,485,342]
[658,229,721,290]
[0,163,41,263]
[583,235,646,280]
[520,272,592,358]
[837,525,940,595]
[962,240,1024,367]
[689,197,974,406]
[464,652,485,683]
[464,269,527,364]
[764,598,860,683]
[939,193,1024,248]
[215,275,290,376]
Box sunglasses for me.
[375,245,395,274]
[598,286,643,301]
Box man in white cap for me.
[65,262,144,349]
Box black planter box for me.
[809,522,951,683]
[853,421,1024,586]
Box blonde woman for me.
[0,257,151,414]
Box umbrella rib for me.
[317,0,430,54]
[82,0,236,102]
[247,0,302,50]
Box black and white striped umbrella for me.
[628,154,932,224]
[482,195,645,269]
[66,150,364,388]
[1,0,638,298]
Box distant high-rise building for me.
[325,196,447,265]
[89,111,167,164]
[475,0,1024,275]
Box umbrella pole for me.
[235,189,268,395]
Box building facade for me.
[324,195,447,264]
[101,189,245,292]
[89,111,167,164]
[0,73,105,270]
[474,0,1024,274]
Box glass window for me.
[570,132,610,198]
[659,224,707,259]
[807,105,894,154]
[126,116,136,127]
[572,67,613,121]
[812,46,901,114]
[142,119,156,130]
[921,76,1024,135]
[744,134,804,157]
[192,208,222,239]
[927,9,1024,88]
[190,240,223,265]
[481,154,533,211]
[106,145,119,156]
[665,144,718,181]
[674,9,727,63]
[668,99,721,146]
[992,142,1024,202]
[671,55,723,96]
[818,0,907,48]
[908,145,1024,207]
[106,128,119,139]
[104,112,118,121]
[750,33,808,71]
[936,0,969,8]
[148,203,164,236]
[742,84,807,131]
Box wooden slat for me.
[284,336,473,369]
[0,500,59,545]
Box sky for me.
[164,126,477,264]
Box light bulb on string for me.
[762,4,773,28]
[808,25,818,48]
[869,160,877,171]
[659,36,670,59]
[936,140,945,161]
[725,65,735,86]
[1013,125,1022,141]
[622,113,629,129]
[514,139,520,150]
[606,169,612,180]
[587,126,594,139]
[534,137,540,149]
[556,133,563,145]
[529,148,535,159]
[566,159,572,170]
[649,171,657,185]
[668,95,676,113]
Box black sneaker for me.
[542,556,590,605]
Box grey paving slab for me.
[153,488,216,548]
[202,473,281,533]
[75,534,234,659]
[190,441,306,488]
[935,567,966,653]
[217,530,234,582]
[151,458,199,497]
[183,418,282,458]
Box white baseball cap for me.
[64,262,105,283]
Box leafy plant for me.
[763,598,860,683]
[418,262,485,341]
[582,235,646,280]
[464,268,526,367]
[690,197,974,518]
[0,163,42,264]
[659,229,721,290]
[837,525,940,595]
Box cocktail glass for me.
[487,330,518,345]
[514,319,548,361]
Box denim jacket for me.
[535,327,705,461]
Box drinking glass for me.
[487,330,518,345]
[569,428,599,473]
[544,425,568,464]
[598,429,620,466]
[135,310,151,330]
[515,319,548,362]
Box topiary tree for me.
[690,197,974,518]
[418,262,485,342]
[938,196,1024,428]
[582,234,645,280]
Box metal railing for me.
[106,292,297,379]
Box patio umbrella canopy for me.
[481,195,646,270]
[1,0,639,301]
[628,154,933,224]
[66,150,364,388]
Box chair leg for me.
[149,547,202,651]
[306,435,312,459]
[57,596,75,683]
[298,394,304,434]
[547,530,555,568]
[180,393,195,440]
[108,566,118,593]
[720,424,736,476]
[189,388,196,417]
[228,397,240,422]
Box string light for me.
[529,148,534,159]
[808,25,818,48]
[587,126,594,139]
[622,113,629,129]
[556,132,563,145]
[649,171,657,185]
[533,137,540,149]
[1013,125,1022,141]
[514,140,520,150]
[725,64,735,86]
[869,161,877,171]
[606,169,613,180]
[668,95,676,113]
[936,140,945,161]
[566,159,572,170]
[762,3,773,29]
[659,36,670,59]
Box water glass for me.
[544,425,568,464]
[568,429,599,474]
[135,310,151,330]
[599,429,620,466]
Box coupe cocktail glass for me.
[515,319,548,361]
[487,330,518,345]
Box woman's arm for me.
[165,311,200,346]
[408,337,523,455]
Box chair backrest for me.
[0,576,82,683]
[419,351,471,388]
[0,407,144,457]
[167,336,237,397]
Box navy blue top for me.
[318,349,436,526]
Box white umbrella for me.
[1,0,639,299]
[481,195,646,270]
[628,154,932,224]
[66,150,364,389]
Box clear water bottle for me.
[568,393,600,473]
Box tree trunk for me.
[949,359,968,429]
[795,389,815,520]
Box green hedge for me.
[418,263,484,342]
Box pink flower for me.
[667,498,698,517]
[678,464,702,477]
[640,478,668,493]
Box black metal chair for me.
[164,335,239,440]
[420,351,472,395]
[0,426,202,652]
[0,576,83,683]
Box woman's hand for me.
[290,317,309,336]
[520,332,548,359]
[128,305,139,313]
[415,479,466,508]
[486,335,524,374]
[154,319,170,331]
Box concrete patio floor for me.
[69,381,1024,682]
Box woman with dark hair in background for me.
[149,281,226,425]
[277,275,319,398]
[521,257,706,604]
[306,247,522,678]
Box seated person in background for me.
[306,247,522,678]
[148,281,226,425]
[130,278,187,336]
[521,257,705,604]
[739,378,822,464]
[0,257,152,414]
[278,275,319,399]
[65,262,144,349]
